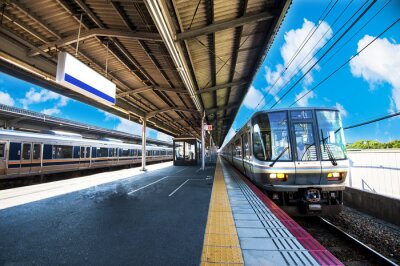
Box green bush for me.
[346,140,400,149]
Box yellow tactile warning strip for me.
[200,160,244,266]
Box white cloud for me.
[19,87,70,115]
[99,110,119,121]
[264,18,332,104]
[334,102,347,117]
[115,118,142,135]
[157,132,172,142]
[0,91,15,106]
[242,85,265,110]
[20,88,60,108]
[350,35,400,111]
[294,88,315,107]
[42,108,61,116]
[101,112,172,142]
[58,96,69,107]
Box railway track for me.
[295,216,397,265]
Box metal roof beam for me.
[153,86,188,94]
[8,0,60,38]
[117,85,188,98]
[197,80,247,94]
[29,29,161,57]
[117,86,153,97]
[205,104,240,115]
[147,107,197,119]
[175,11,274,41]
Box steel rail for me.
[318,217,397,266]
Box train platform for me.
[0,162,215,265]
[1,159,341,265]
[203,158,343,266]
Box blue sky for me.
[222,0,400,147]
[0,0,399,145]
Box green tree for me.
[346,140,400,149]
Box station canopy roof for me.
[0,0,290,146]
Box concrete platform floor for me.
[0,163,215,265]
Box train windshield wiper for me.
[300,143,315,161]
[321,130,337,166]
[269,146,289,167]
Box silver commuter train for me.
[221,107,349,215]
[0,129,172,179]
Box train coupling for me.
[297,188,322,213]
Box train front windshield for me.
[252,110,347,162]
[316,110,347,160]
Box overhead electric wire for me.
[221,0,370,147]
[295,0,392,88]
[285,0,338,69]
[319,0,392,69]
[255,0,371,113]
[251,0,338,112]
[344,111,400,130]
[268,0,377,109]
[285,0,354,82]
[291,15,400,107]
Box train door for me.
[243,130,252,177]
[0,142,6,175]
[30,143,42,174]
[291,119,322,185]
[20,142,32,175]
[113,148,119,165]
[79,146,89,169]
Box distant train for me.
[0,129,172,179]
[221,108,349,216]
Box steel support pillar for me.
[201,115,205,170]
[141,117,147,171]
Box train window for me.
[80,147,85,158]
[121,149,129,157]
[97,147,109,158]
[138,150,142,156]
[33,144,41,160]
[235,139,241,158]
[252,112,291,161]
[52,145,73,159]
[22,144,31,160]
[0,143,5,158]
[243,133,249,159]
[293,123,317,161]
[316,110,347,160]
[86,147,90,158]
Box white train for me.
[221,108,349,215]
[0,129,172,179]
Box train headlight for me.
[327,172,344,181]
[270,173,288,180]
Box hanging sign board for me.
[204,125,213,131]
[56,52,116,105]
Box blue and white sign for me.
[56,52,116,105]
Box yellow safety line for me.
[200,159,244,266]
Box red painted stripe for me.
[237,171,343,266]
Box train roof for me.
[0,129,171,149]
[251,107,339,118]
